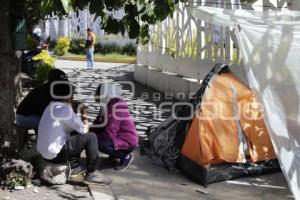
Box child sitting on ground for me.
[92,82,138,170]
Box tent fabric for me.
[179,155,279,187]
[178,64,279,186]
[181,71,276,166]
[143,63,280,186]
[191,6,300,199]
[145,64,228,171]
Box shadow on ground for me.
[62,64,293,200]
[16,62,293,200]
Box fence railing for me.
[137,0,294,82]
[39,8,135,47]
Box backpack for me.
[147,118,180,171]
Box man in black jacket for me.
[16,68,69,129]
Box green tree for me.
[0,0,182,157]
[13,0,182,44]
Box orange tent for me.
[181,72,276,167]
[145,64,279,186]
[179,65,278,185]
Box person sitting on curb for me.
[92,82,138,170]
[16,69,69,149]
[36,82,111,185]
[16,68,68,130]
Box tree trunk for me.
[0,0,21,157]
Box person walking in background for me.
[92,82,138,170]
[86,28,96,69]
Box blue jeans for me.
[16,114,41,129]
[98,140,133,161]
[86,48,94,69]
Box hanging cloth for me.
[191,6,300,199]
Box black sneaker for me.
[114,154,134,170]
[102,156,118,164]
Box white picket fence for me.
[39,9,135,47]
[136,0,295,94]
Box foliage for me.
[11,0,185,44]
[26,34,39,50]
[46,37,57,50]
[0,159,33,190]
[54,37,71,56]
[95,42,136,55]
[11,0,70,30]
[96,43,122,55]
[68,38,136,55]
[32,50,55,82]
[32,50,55,66]
[121,43,136,56]
[4,171,32,189]
[69,38,86,54]
[34,62,55,82]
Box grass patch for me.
[58,53,137,64]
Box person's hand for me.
[80,105,89,131]
[80,104,87,113]
[80,105,88,119]
[73,101,88,120]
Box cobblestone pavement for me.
[65,64,174,138]
[10,60,293,200]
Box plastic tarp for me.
[191,6,300,199]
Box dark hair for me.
[87,28,92,32]
[52,82,75,101]
[95,84,101,96]
[48,69,68,83]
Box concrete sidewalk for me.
[59,60,293,200]
[101,152,292,200]
[11,60,293,200]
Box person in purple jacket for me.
[92,82,138,170]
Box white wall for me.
[39,8,136,47]
[135,0,296,99]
